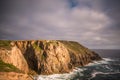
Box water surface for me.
[34,49,120,80]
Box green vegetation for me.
[0,60,21,72]
[59,41,86,54]
[0,40,11,49]
[41,51,48,60]
[46,41,59,47]
[33,43,42,52]
[41,54,46,60]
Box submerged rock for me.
[0,40,101,75]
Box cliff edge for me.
[0,40,101,76]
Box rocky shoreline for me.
[0,40,101,79]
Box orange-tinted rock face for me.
[0,40,101,75]
[0,46,29,73]
[0,72,33,80]
[36,41,71,74]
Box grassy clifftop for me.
[59,41,89,54]
[0,40,11,49]
[0,60,21,73]
[0,40,101,75]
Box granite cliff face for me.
[0,40,101,75]
[0,72,33,80]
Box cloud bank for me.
[0,0,120,49]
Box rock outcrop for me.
[0,40,101,75]
[0,45,29,73]
[0,72,33,80]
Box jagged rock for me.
[0,46,29,73]
[0,72,33,80]
[0,40,101,75]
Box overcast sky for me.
[0,0,120,49]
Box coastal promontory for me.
[0,40,101,79]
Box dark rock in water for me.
[0,40,102,75]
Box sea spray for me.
[35,58,120,80]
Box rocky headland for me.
[0,40,101,80]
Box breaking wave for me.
[34,68,86,80]
[89,71,120,80]
[34,58,120,80]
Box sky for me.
[0,0,120,49]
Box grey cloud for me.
[0,0,120,49]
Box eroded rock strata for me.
[0,40,101,75]
[0,72,33,80]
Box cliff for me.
[0,72,33,80]
[0,59,33,80]
[0,40,101,76]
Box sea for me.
[34,49,120,80]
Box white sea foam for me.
[87,58,120,80]
[35,67,86,80]
[89,71,120,80]
[103,58,115,61]
[35,58,117,80]
[104,65,112,71]
[86,58,115,66]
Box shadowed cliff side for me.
[0,40,101,75]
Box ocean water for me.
[34,49,120,80]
